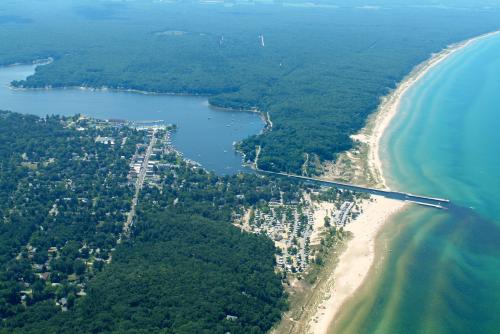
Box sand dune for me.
[305,30,500,334]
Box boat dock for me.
[257,170,450,209]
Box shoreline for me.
[307,196,405,334]
[368,29,500,189]
[4,62,268,170]
[6,62,263,116]
[305,29,500,334]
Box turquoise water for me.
[334,34,500,333]
[0,65,263,175]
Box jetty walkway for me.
[257,170,450,209]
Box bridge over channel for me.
[257,170,450,210]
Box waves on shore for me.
[333,205,500,333]
[332,31,500,334]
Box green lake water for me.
[332,34,500,333]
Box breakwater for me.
[257,170,450,209]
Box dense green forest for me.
[1,0,499,173]
[0,111,296,333]
[2,1,500,332]
[0,111,140,319]
[3,212,285,333]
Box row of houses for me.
[249,204,315,273]
[333,201,355,226]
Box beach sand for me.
[368,30,500,189]
[306,196,404,334]
[310,201,336,246]
[304,30,500,334]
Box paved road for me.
[123,129,157,235]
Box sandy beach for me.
[307,196,404,334]
[305,30,500,334]
[367,29,500,189]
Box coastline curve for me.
[305,29,500,334]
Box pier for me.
[257,170,450,209]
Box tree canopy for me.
[2,1,499,173]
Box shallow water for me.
[0,64,263,175]
[333,34,500,333]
